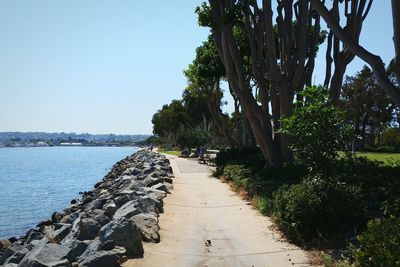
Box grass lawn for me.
[354,152,400,163]
[158,149,181,156]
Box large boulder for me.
[82,209,110,226]
[60,212,80,224]
[98,218,143,257]
[0,243,25,264]
[64,217,101,241]
[113,200,140,220]
[0,239,12,252]
[18,243,72,267]
[137,196,163,214]
[102,200,117,216]
[78,218,101,240]
[25,230,44,245]
[83,198,107,212]
[78,250,120,267]
[114,195,131,208]
[47,224,72,243]
[131,213,160,243]
[2,247,30,265]
[65,240,89,261]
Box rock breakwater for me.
[0,150,173,267]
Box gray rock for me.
[77,239,101,260]
[163,182,174,192]
[0,239,12,253]
[151,182,169,193]
[82,209,110,226]
[52,212,63,223]
[83,198,106,211]
[142,166,155,175]
[98,217,143,257]
[142,177,163,188]
[25,230,44,244]
[138,196,163,214]
[113,200,140,220]
[61,239,89,261]
[163,177,174,184]
[18,243,72,267]
[142,187,167,201]
[48,259,70,267]
[2,247,29,265]
[60,212,80,224]
[37,219,53,228]
[102,200,117,216]
[78,250,120,267]
[78,218,101,240]
[48,224,72,243]
[114,195,131,207]
[0,243,26,265]
[26,237,50,250]
[131,213,160,243]
[97,240,115,251]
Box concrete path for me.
[123,156,312,267]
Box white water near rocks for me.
[0,146,138,239]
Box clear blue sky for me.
[0,1,393,134]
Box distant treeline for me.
[0,132,149,145]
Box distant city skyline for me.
[0,1,394,134]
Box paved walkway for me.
[123,156,312,267]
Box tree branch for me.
[311,0,400,106]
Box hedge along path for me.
[123,155,313,267]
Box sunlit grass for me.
[354,152,400,163]
[339,151,400,164]
[158,149,181,156]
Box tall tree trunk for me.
[205,82,236,147]
[330,58,347,105]
[311,0,400,107]
[390,0,400,80]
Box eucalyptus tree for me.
[151,100,191,142]
[184,38,236,146]
[197,1,324,166]
[340,66,397,148]
[321,0,373,105]
[311,0,400,107]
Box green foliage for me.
[340,66,397,149]
[332,155,400,218]
[151,100,191,137]
[253,196,273,216]
[214,147,265,176]
[272,176,366,243]
[176,130,210,148]
[223,165,251,188]
[351,217,400,267]
[382,128,400,147]
[282,86,350,170]
[184,38,225,88]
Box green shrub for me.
[223,165,252,188]
[351,217,400,267]
[214,147,265,176]
[176,130,210,148]
[333,155,400,218]
[253,195,273,215]
[383,198,400,218]
[273,176,367,243]
[281,86,350,171]
[382,128,400,147]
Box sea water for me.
[0,146,138,239]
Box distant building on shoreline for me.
[59,142,83,146]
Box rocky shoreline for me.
[0,150,173,267]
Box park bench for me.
[198,153,216,166]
